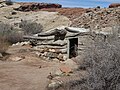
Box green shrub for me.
[19,20,43,35]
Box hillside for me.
[0,2,70,31]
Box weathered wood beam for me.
[37,40,67,46]
[35,45,67,49]
[23,36,54,40]
[65,27,90,33]
[38,29,57,36]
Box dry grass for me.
[0,22,24,53]
[0,36,9,54]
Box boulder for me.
[109,3,120,8]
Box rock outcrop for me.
[109,3,120,8]
[0,0,7,8]
[15,2,62,11]
[71,7,120,31]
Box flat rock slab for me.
[60,65,72,73]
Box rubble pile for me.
[15,2,62,12]
[33,45,67,61]
[71,7,120,30]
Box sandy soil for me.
[0,58,60,90]
[0,45,61,90]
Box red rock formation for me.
[109,3,120,8]
[15,2,62,11]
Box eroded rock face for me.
[109,3,120,8]
[15,2,62,12]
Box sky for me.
[15,0,120,8]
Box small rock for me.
[63,55,67,61]
[44,52,47,56]
[47,73,54,80]
[8,56,23,62]
[57,53,64,61]
[12,42,30,46]
[53,58,59,63]
[48,80,63,90]
[55,69,63,76]
[60,65,72,73]
[15,42,20,46]
[49,49,56,52]
[35,52,41,57]
[11,11,17,15]
[63,59,78,70]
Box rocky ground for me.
[71,7,120,31]
[42,6,120,31]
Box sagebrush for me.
[19,20,43,35]
[0,22,23,44]
[0,22,24,53]
[63,25,120,90]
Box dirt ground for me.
[0,58,60,90]
[0,44,87,90]
[41,8,86,21]
[0,46,61,90]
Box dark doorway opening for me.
[69,38,78,58]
